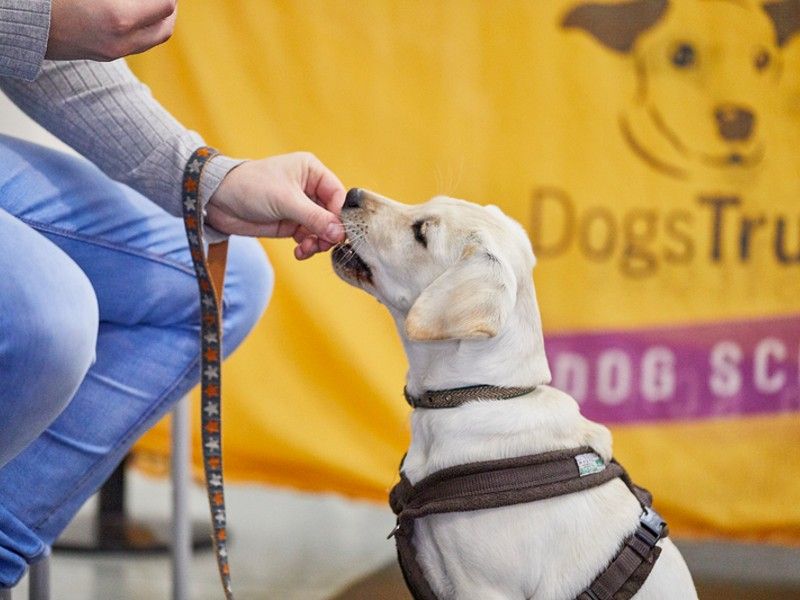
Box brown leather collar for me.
[403,384,537,409]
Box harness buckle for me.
[636,507,666,548]
[387,519,401,539]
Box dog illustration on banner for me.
[562,0,800,180]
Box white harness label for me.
[575,453,606,477]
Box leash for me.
[181,146,234,599]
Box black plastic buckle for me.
[387,519,401,539]
[636,507,666,548]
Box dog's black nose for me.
[715,105,755,141]
[344,188,363,209]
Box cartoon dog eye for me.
[670,42,696,68]
[754,48,771,72]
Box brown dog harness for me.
[392,386,668,600]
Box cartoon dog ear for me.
[405,244,517,342]
[561,0,669,53]
[763,0,800,47]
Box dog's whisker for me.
[331,238,368,269]
[342,233,369,253]
[348,238,367,251]
[452,155,465,193]
[433,159,465,196]
[434,165,444,196]
[345,233,367,246]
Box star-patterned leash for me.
[181,146,234,599]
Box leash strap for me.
[403,384,536,409]
[181,146,233,599]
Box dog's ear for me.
[763,0,800,47]
[561,0,669,53]
[405,243,516,342]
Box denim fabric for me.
[0,134,273,587]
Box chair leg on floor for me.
[171,395,191,600]
[29,555,50,600]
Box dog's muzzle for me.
[332,242,373,284]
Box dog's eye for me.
[671,43,696,69]
[411,220,427,248]
[754,49,771,72]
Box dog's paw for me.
[580,420,613,463]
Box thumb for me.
[285,191,345,244]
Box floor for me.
[335,563,800,600]
[7,471,800,599]
[16,472,395,600]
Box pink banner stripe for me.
[544,315,800,424]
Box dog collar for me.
[403,384,536,409]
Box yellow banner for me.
[130,0,800,543]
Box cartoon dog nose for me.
[344,188,363,209]
[715,105,755,141]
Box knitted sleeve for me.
[0,0,50,81]
[0,57,242,219]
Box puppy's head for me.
[332,189,534,342]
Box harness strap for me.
[576,508,667,600]
[181,147,234,599]
[390,447,622,520]
[389,447,666,600]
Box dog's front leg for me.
[418,513,538,600]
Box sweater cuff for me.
[0,0,51,81]
[199,154,246,244]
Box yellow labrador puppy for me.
[332,188,696,600]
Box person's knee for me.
[222,237,274,351]
[3,257,99,429]
[48,269,99,393]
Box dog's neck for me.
[393,278,552,398]
[391,280,613,484]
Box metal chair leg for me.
[171,396,191,600]
[29,555,50,600]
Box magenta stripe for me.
[544,315,800,424]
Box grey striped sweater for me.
[0,0,240,223]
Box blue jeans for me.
[0,135,273,587]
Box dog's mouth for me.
[332,241,373,285]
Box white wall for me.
[0,90,76,154]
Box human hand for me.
[46,0,178,61]
[206,153,347,260]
